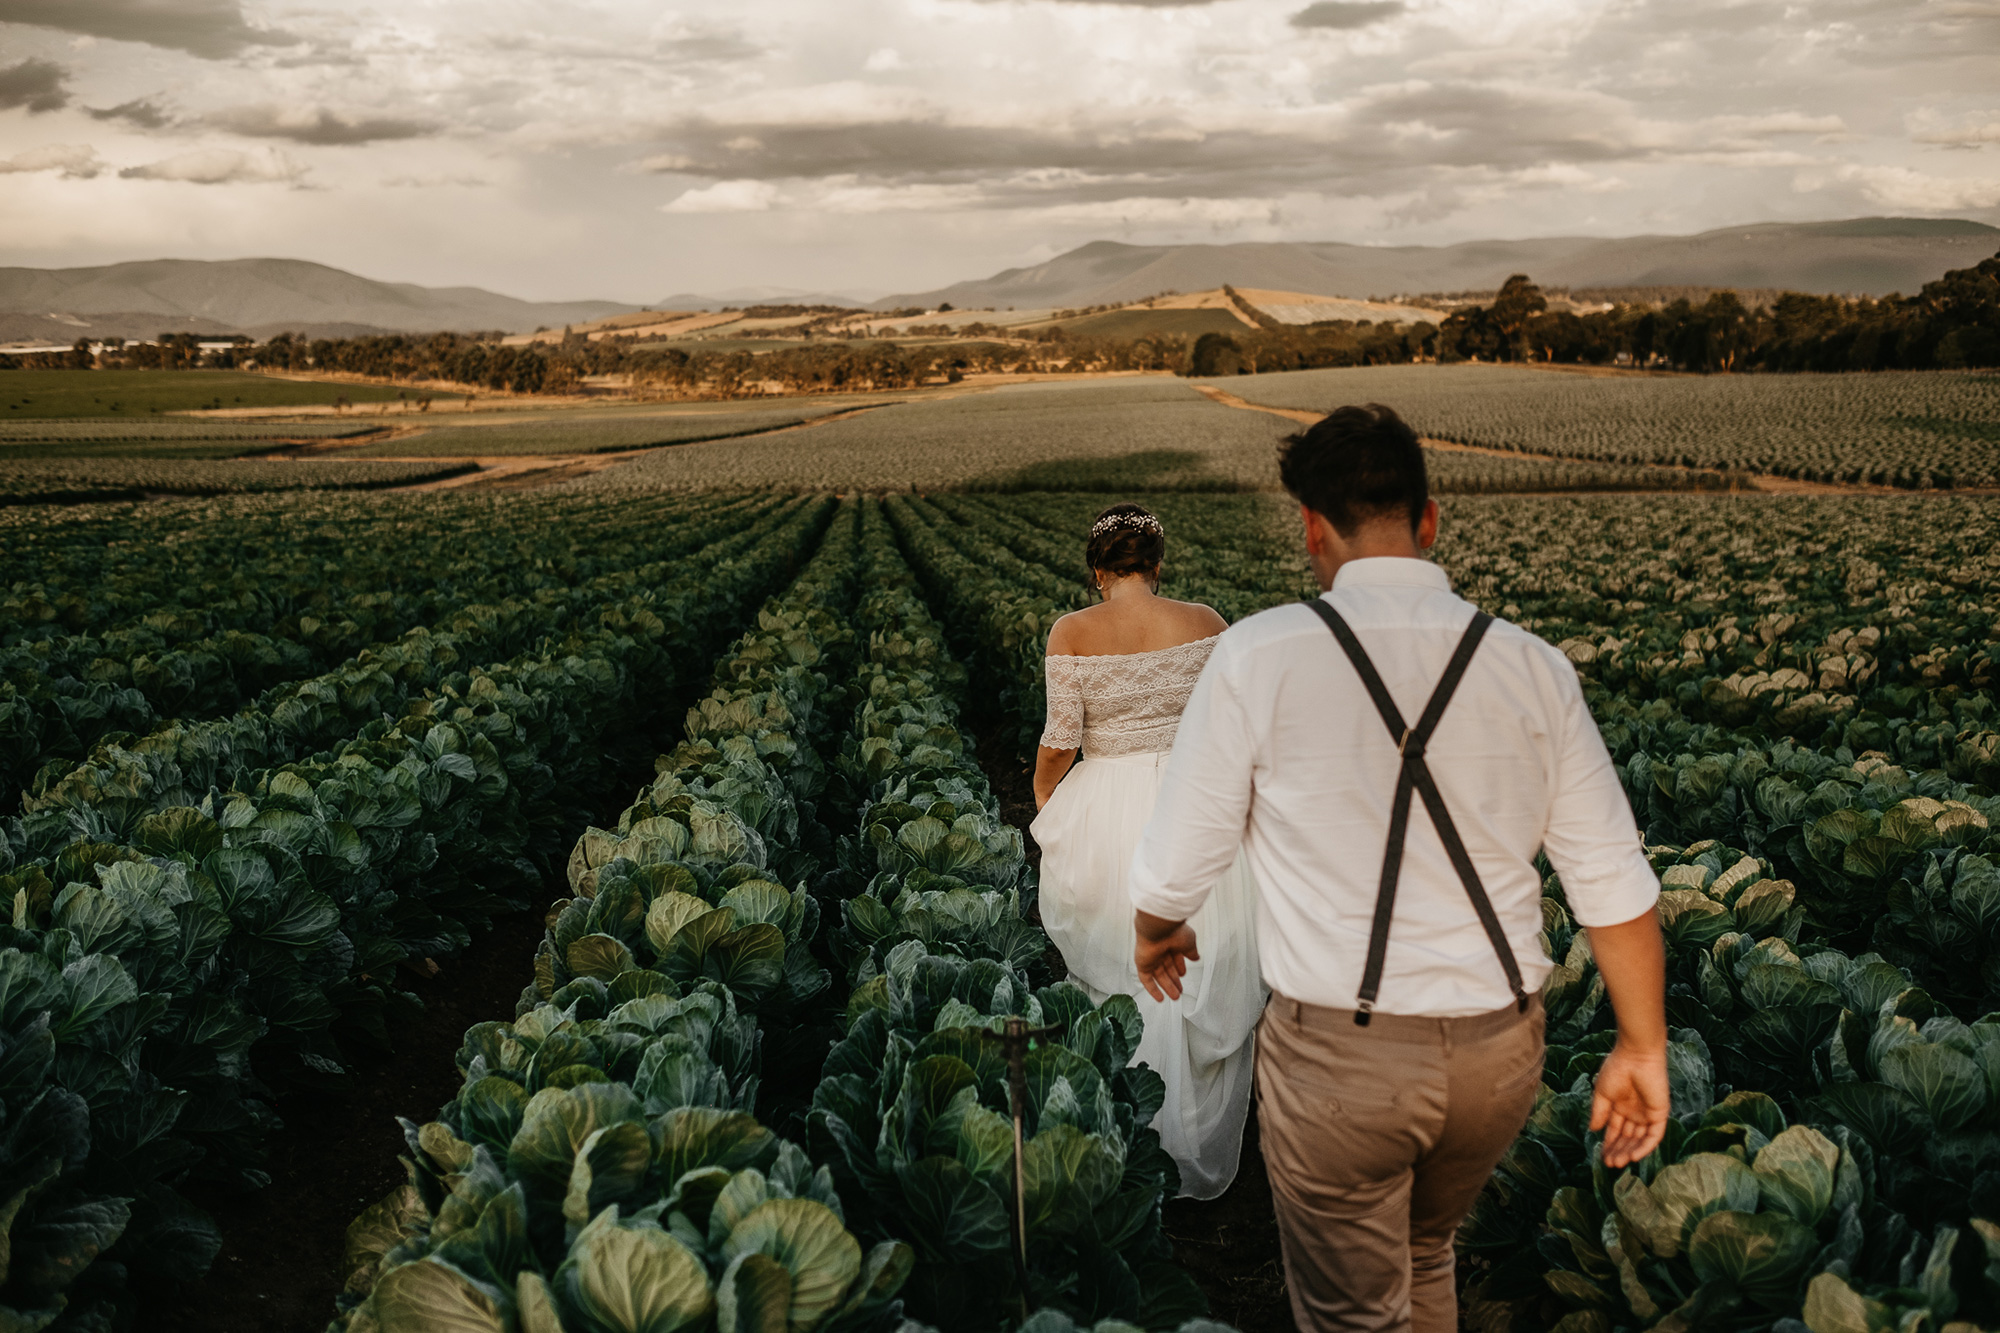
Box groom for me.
[1128,403,1669,1333]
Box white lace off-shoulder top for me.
[1040,634,1221,758]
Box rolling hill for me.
[0,258,638,337]
[875,218,2000,311]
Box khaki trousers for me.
[1254,992,1545,1333]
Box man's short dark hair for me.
[1277,402,1428,536]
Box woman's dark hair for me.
[1277,402,1428,536]
[1085,502,1165,577]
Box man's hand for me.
[1584,907,1671,1169]
[1591,1040,1671,1167]
[1135,910,1198,1002]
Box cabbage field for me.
[0,456,482,504]
[340,404,867,457]
[1211,364,2000,489]
[5,367,2000,1333]
[582,377,1733,495]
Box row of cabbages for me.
[0,496,831,1332]
[335,498,1215,1332]
[332,501,902,1333]
[0,491,785,815]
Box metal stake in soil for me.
[982,1014,1065,1317]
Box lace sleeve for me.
[1040,656,1083,749]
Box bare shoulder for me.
[1046,606,1100,655]
[1171,599,1229,637]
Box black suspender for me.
[1304,599,1530,1025]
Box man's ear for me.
[1415,498,1440,551]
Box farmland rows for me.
[339,405,856,457]
[885,489,2000,1329]
[1,492,790,815]
[0,496,834,1330]
[1212,364,2000,488]
[0,420,380,442]
[0,488,768,644]
[0,457,483,505]
[331,498,1216,1332]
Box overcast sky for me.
[0,0,1996,301]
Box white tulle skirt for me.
[1030,750,1268,1200]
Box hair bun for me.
[1085,503,1165,578]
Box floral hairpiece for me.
[1091,512,1163,539]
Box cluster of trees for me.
[1185,320,1439,377]
[1435,253,2000,372]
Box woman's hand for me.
[1135,910,1198,1001]
[1033,745,1077,810]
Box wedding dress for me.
[1029,635,1267,1199]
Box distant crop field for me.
[1212,364,2000,488]
[0,456,474,504]
[579,376,1739,494]
[584,377,1281,491]
[343,404,856,456]
[0,369,406,418]
[0,417,381,458]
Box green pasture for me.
[0,369,406,418]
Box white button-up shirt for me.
[1129,556,1659,1017]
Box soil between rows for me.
[157,905,549,1333]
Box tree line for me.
[1432,252,2000,372]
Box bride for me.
[1029,503,1267,1199]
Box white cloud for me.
[1799,163,2000,210]
[383,173,490,187]
[119,146,305,185]
[864,47,908,72]
[0,143,104,177]
[661,179,785,212]
[1909,109,2000,147]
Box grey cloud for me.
[87,96,172,128]
[207,104,435,145]
[474,28,763,65]
[631,81,1654,205]
[965,0,1226,6]
[0,0,293,58]
[1291,2,1405,29]
[0,57,67,113]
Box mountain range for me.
[874,218,2000,311]
[0,257,635,340]
[1,217,1994,343]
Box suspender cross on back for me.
[1305,599,1531,1026]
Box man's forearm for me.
[1136,909,1185,942]
[1584,909,1667,1052]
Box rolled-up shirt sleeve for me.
[1540,659,1660,926]
[1129,643,1254,922]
